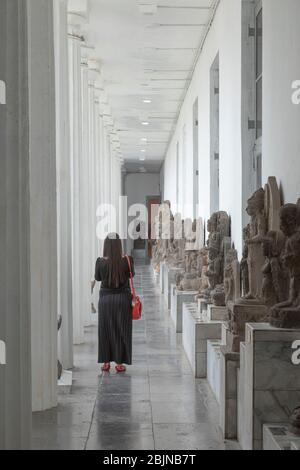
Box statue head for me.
[207,213,218,234]
[279,204,298,237]
[246,188,265,217]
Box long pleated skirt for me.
[98,287,133,365]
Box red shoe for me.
[102,363,111,372]
[115,365,126,373]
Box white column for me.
[68,21,85,345]
[0,0,32,450]
[80,58,92,327]
[28,0,58,412]
[54,0,74,371]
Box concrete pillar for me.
[68,19,85,345]
[54,0,74,371]
[28,0,58,412]
[80,58,92,327]
[0,0,32,450]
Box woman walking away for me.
[94,234,135,373]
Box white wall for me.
[164,0,243,254]
[124,173,160,254]
[262,0,300,204]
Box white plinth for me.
[220,346,240,440]
[152,266,160,285]
[207,340,222,403]
[198,298,210,314]
[239,323,300,450]
[159,262,166,294]
[182,303,223,378]
[221,322,231,346]
[58,370,73,394]
[170,287,198,333]
[164,266,184,309]
[263,424,300,451]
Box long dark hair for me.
[103,233,126,288]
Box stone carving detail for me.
[270,202,300,329]
[224,248,239,304]
[290,407,300,436]
[242,187,267,302]
[198,211,230,305]
[175,250,203,291]
[240,226,250,297]
[261,230,289,308]
[241,176,282,303]
[152,201,175,271]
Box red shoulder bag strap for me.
[125,256,136,300]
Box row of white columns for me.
[0,0,122,449]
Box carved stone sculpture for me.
[290,407,300,436]
[261,230,289,309]
[176,250,203,291]
[270,203,300,328]
[223,248,239,304]
[202,211,230,303]
[240,226,250,296]
[242,188,267,302]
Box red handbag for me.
[126,256,142,320]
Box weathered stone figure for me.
[243,188,267,302]
[240,226,250,296]
[270,203,300,328]
[223,248,239,304]
[205,211,230,303]
[261,230,289,309]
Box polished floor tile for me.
[32,262,240,450]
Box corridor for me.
[32,262,237,451]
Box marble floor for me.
[32,261,240,450]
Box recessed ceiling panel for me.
[87,0,216,172]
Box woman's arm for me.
[129,256,135,277]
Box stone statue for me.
[223,248,239,304]
[270,203,300,328]
[261,230,289,309]
[240,226,250,296]
[204,211,230,303]
[290,407,300,436]
[175,250,202,291]
[242,188,267,302]
[195,248,210,299]
[152,201,175,271]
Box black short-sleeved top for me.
[95,256,135,290]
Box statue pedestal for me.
[227,301,268,352]
[197,298,210,315]
[58,370,73,395]
[164,265,184,309]
[182,303,223,378]
[207,340,222,404]
[263,424,300,451]
[207,304,228,321]
[238,323,300,450]
[170,286,198,333]
[219,346,240,439]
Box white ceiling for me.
[80,0,217,173]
